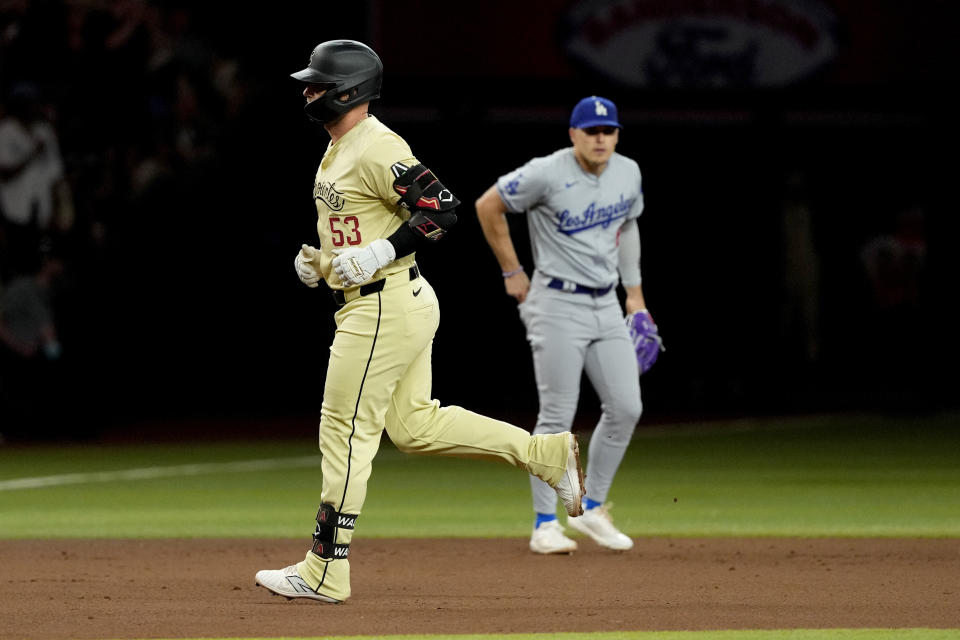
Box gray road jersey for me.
[496,147,643,288]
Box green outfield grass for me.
[1,411,958,539]
[3,413,958,640]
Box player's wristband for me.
[502,265,524,278]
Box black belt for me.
[331,265,420,306]
[546,276,614,297]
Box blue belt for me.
[546,277,614,297]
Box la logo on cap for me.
[595,100,608,116]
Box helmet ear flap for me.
[304,93,348,124]
[303,85,360,124]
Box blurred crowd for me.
[0,1,937,442]
[0,0,258,440]
[1,0,251,267]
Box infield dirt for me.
[2,537,958,639]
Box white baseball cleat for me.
[567,504,634,551]
[529,520,578,554]
[255,565,341,603]
[552,432,585,517]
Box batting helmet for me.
[291,39,383,124]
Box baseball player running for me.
[254,40,584,604]
[475,96,663,554]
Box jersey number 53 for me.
[329,216,361,246]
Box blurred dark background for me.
[0,0,953,442]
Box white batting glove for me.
[294,243,321,288]
[331,238,396,286]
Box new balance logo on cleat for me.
[285,575,317,594]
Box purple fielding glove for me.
[626,310,664,375]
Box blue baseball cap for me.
[569,96,621,129]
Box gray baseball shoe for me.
[552,432,585,517]
[255,565,341,603]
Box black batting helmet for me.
[291,39,383,124]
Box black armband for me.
[386,210,458,258]
[387,162,460,257]
[391,162,460,213]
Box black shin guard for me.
[311,503,357,560]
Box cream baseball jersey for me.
[313,115,418,289]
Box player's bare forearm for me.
[475,185,522,274]
[476,185,530,302]
[624,285,647,315]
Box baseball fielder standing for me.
[254,40,584,604]
[475,96,663,553]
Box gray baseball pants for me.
[519,272,642,515]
